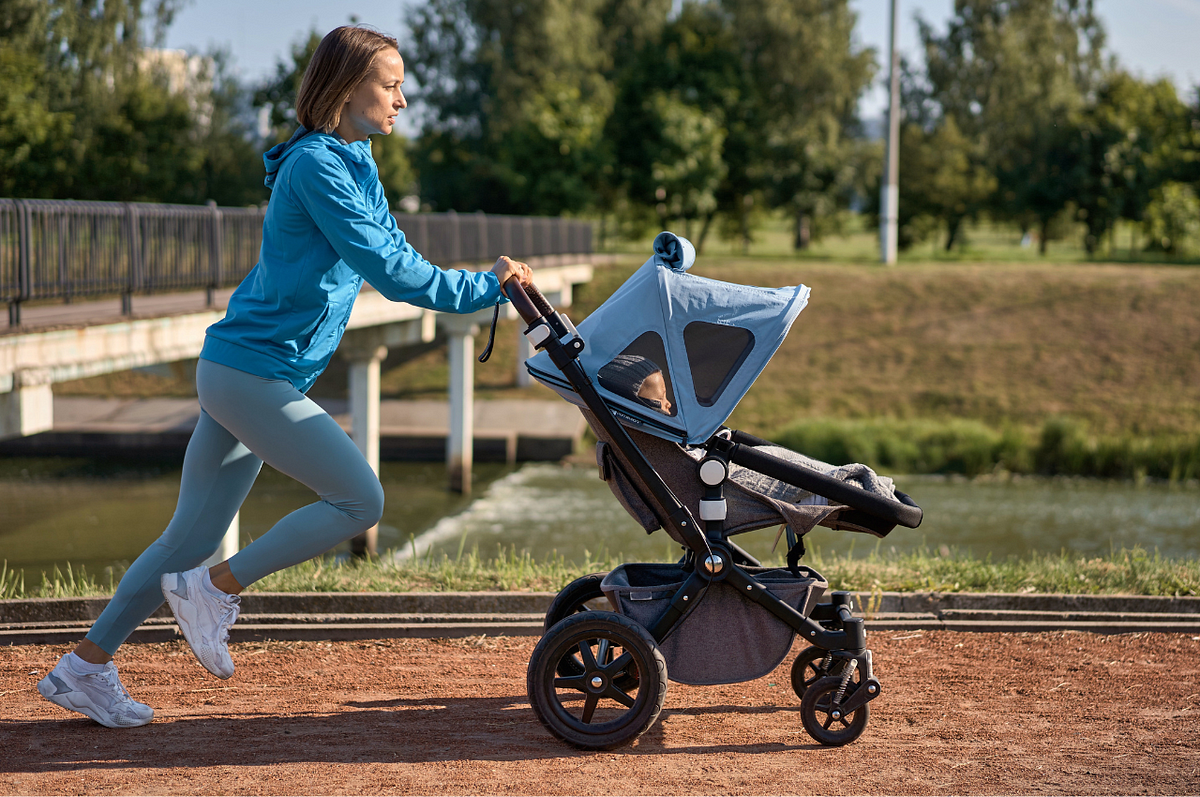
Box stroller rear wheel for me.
[800,675,870,746]
[527,611,667,750]
[544,573,637,687]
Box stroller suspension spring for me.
[831,658,858,716]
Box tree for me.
[254,30,322,145]
[917,0,1106,252]
[406,0,670,215]
[723,0,875,250]
[0,0,253,204]
[1074,72,1193,253]
[0,47,74,197]
[896,116,996,250]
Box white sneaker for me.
[161,566,240,679]
[38,656,154,728]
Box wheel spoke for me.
[581,692,599,724]
[604,651,633,675]
[577,640,599,671]
[597,638,611,665]
[822,714,834,730]
[603,684,636,708]
[553,675,588,691]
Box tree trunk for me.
[793,210,811,250]
[1039,217,1050,255]
[696,211,716,254]
[945,217,961,251]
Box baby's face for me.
[637,371,672,415]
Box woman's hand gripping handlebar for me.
[479,257,535,364]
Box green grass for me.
[600,212,1200,265]
[770,416,1200,481]
[5,544,1196,600]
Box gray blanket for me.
[727,445,898,506]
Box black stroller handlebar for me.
[503,277,543,324]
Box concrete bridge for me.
[0,260,594,558]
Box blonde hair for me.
[296,26,399,134]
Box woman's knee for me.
[328,477,385,529]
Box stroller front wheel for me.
[800,675,870,746]
[527,611,668,750]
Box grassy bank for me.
[5,545,1196,600]
[771,417,1200,482]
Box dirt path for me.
[3,631,1198,795]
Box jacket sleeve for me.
[288,150,503,313]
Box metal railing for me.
[0,199,593,326]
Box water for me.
[3,458,1198,588]
[0,457,511,588]
[399,466,1200,564]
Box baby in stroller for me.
[498,232,922,749]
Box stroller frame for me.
[502,279,922,749]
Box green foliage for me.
[895,116,996,251]
[405,0,872,247]
[0,0,265,205]
[1142,182,1200,256]
[253,29,321,144]
[770,416,1200,482]
[406,0,649,214]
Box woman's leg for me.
[194,360,385,588]
[83,410,263,657]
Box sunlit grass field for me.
[5,542,1196,599]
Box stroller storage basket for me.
[601,563,828,685]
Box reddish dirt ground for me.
[2,631,1198,795]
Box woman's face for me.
[336,49,407,143]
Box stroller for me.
[497,233,922,749]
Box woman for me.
[37,25,532,728]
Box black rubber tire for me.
[790,646,833,699]
[800,675,870,746]
[544,573,633,683]
[543,573,610,633]
[527,611,668,750]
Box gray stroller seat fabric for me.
[585,410,893,545]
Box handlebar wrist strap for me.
[478,301,501,363]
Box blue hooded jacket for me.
[201,128,504,393]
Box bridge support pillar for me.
[0,371,53,441]
[203,513,239,568]
[440,317,480,494]
[344,343,388,556]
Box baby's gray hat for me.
[598,354,659,400]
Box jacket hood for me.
[263,127,373,189]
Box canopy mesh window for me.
[684,322,755,406]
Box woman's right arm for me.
[289,150,507,314]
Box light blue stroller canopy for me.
[526,232,810,446]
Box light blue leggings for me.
[86,359,384,654]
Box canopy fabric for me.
[527,232,810,445]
